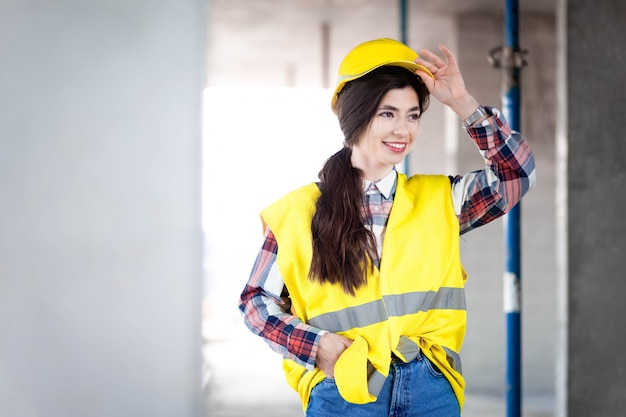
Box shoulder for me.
[395,174,456,218]
[402,174,452,192]
[396,174,454,209]
[261,183,320,226]
[270,183,320,209]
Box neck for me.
[350,155,394,183]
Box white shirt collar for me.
[362,169,397,199]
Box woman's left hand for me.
[414,45,480,119]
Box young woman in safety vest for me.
[239,38,535,417]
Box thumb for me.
[340,336,354,349]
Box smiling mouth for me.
[384,142,407,151]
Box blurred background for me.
[1,1,624,417]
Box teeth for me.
[386,143,406,149]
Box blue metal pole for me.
[502,0,522,416]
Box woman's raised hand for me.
[414,45,480,120]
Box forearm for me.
[239,284,325,369]
[452,107,536,233]
[238,228,326,369]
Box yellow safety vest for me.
[260,174,467,411]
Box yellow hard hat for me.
[331,38,433,111]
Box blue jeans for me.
[306,352,460,417]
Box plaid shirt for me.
[239,107,536,370]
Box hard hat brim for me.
[331,60,433,111]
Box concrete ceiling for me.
[206,0,556,87]
[410,0,555,14]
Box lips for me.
[384,142,407,153]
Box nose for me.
[392,119,409,136]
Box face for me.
[351,86,421,181]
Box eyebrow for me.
[378,104,421,112]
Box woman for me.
[239,38,535,417]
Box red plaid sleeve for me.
[451,107,536,234]
[239,228,324,370]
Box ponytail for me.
[309,148,377,295]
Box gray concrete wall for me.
[0,1,206,416]
[558,0,626,415]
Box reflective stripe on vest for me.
[308,287,466,376]
[308,287,466,331]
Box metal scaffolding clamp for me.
[487,46,528,69]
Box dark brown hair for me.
[309,66,430,295]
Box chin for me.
[390,156,407,165]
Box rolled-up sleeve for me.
[239,228,325,370]
[450,107,536,234]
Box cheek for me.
[410,124,421,140]
[407,127,420,150]
[360,127,379,148]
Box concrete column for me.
[0,1,207,416]
[557,0,626,416]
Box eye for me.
[408,113,420,121]
[379,111,394,118]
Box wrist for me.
[449,95,481,120]
[462,105,487,129]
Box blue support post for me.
[503,205,521,417]
[489,1,526,416]
[502,1,522,416]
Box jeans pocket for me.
[423,356,445,378]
